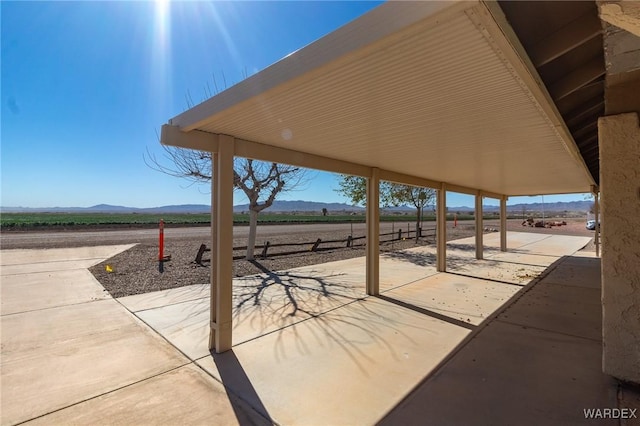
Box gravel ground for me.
[86,218,594,298]
[90,225,479,298]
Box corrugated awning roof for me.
[165,1,596,196]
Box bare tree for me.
[235,159,305,259]
[146,146,307,260]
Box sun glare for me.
[155,0,169,13]
[151,0,172,112]
[154,0,170,46]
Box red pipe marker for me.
[159,219,165,261]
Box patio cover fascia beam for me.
[509,190,592,197]
[161,124,371,178]
[478,191,507,200]
[233,137,371,178]
[379,170,504,199]
[162,125,509,200]
[161,124,219,152]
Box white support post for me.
[209,153,218,351]
[366,168,380,295]
[436,184,447,272]
[593,189,600,257]
[475,192,483,260]
[213,136,234,353]
[500,195,507,252]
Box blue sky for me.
[1,1,590,209]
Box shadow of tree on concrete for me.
[444,242,477,252]
[380,248,542,287]
[382,249,484,271]
[229,260,444,375]
[233,260,365,319]
[381,250,436,267]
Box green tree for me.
[336,175,435,238]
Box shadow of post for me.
[376,295,476,330]
[211,349,274,425]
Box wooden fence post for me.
[261,241,270,259]
[195,244,210,264]
[311,238,322,252]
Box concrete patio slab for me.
[135,296,213,360]
[196,296,471,426]
[379,321,618,426]
[571,250,599,258]
[382,232,589,284]
[508,235,592,256]
[1,269,110,315]
[448,257,547,285]
[124,232,592,385]
[459,232,549,250]
[1,299,189,425]
[384,273,522,326]
[542,256,602,289]
[135,267,369,359]
[297,252,439,292]
[24,363,271,426]
[119,283,209,312]
[499,281,602,341]
[488,250,568,267]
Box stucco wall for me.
[599,112,640,384]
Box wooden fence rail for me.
[195,226,436,263]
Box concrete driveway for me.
[0,245,267,426]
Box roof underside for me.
[500,0,603,186]
[168,1,597,196]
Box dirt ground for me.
[88,218,595,298]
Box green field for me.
[0,213,210,229]
[0,212,495,229]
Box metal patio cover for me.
[164,1,595,197]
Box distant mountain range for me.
[1,199,591,214]
[233,200,364,212]
[451,200,592,213]
[0,204,214,214]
